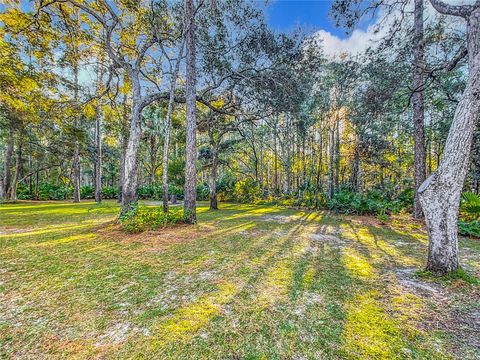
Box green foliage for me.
[80,185,94,199]
[101,186,118,199]
[327,187,411,216]
[196,183,209,201]
[216,172,236,201]
[120,206,185,233]
[138,184,163,200]
[458,219,480,238]
[233,178,261,203]
[418,268,479,286]
[16,184,32,200]
[460,192,480,221]
[38,183,71,200]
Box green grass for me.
[0,201,479,359]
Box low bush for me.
[460,192,480,221]
[458,219,480,238]
[233,178,261,203]
[101,186,118,199]
[120,205,185,233]
[196,183,209,201]
[326,186,411,216]
[80,185,94,199]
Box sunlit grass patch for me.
[342,248,375,279]
[342,290,405,358]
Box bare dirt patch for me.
[394,267,480,358]
[260,215,296,223]
[96,223,213,248]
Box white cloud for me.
[311,0,472,58]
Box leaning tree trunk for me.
[413,0,427,219]
[184,0,197,224]
[419,5,480,274]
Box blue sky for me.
[261,0,347,38]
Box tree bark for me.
[413,0,427,219]
[209,143,218,210]
[10,140,21,200]
[184,0,197,224]
[162,40,185,213]
[72,140,81,203]
[121,88,142,215]
[94,102,102,203]
[3,125,14,199]
[419,3,480,274]
[72,61,81,203]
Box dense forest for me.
[1,0,480,273]
[1,1,480,358]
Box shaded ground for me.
[0,201,479,359]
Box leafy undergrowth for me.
[0,200,479,359]
[119,206,186,233]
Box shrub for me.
[120,206,185,233]
[16,184,32,200]
[38,183,71,200]
[233,178,260,203]
[460,192,480,221]
[80,185,94,199]
[458,219,480,238]
[101,186,118,199]
[138,184,163,200]
[327,187,391,215]
[196,183,209,201]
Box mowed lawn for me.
[0,201,479,359]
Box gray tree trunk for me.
[10,141,21,200]
[184,0,198,224]
[419,2,480,274]
[3,125,14,198]
[72,63,81,203]
[72,141,81,203]
[94,103,102,203]
[413,0,427,219]
[121,84,142,215]
[209,144,218,210]
[162,41,185,213]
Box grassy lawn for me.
[1,201,479,359]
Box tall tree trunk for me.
[274,122,278,192]
[72,62,81,203]
[94,103,102,203]
[334,116,340,191]
[184,0,197,224]
[118,94,129,204]
[72,141,81,203]
[329,126,335,198]
[10,141,21,200]
[209,143,218,210]
[316,126,323,192]
[351,145,361,191]
[34,160,39,200]
[162,40,185,213]
[3,125,14,198]
[413,0,427,219]
[121,89,142,215]
[419,3,480,274]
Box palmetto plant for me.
[460,192,480,221]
